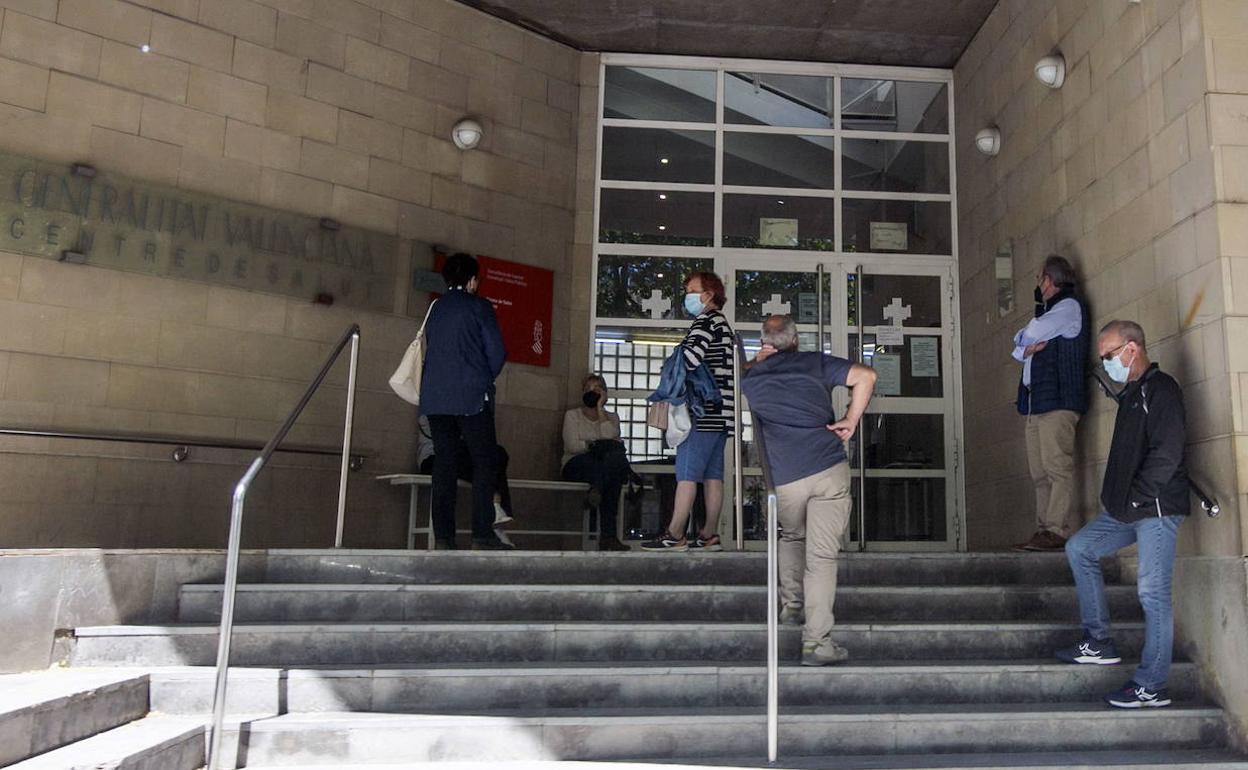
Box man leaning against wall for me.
[1012,255,1090,552]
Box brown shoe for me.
[1014,530,1067,552]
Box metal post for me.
[766,490,779,762]
[733,335,745,551]
[856,264,866,552]
[205,459,262,770]
[334,331,360,548]
[816,263,825,353]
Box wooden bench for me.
[376,473,597,550]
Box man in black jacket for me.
[1054,320,1189,709]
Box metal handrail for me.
[205,323,361,770]
[855,264,866,551]
[736,334,779,763]
[0,427,369,463]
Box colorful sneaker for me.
[1055,636,1122,665]
[689,533,722,551]
[801,640,849,666]
[640,533,688,551]
[1105,680,1171,708]
[493,502,513,525]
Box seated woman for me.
[417,414,515,546]
[561,375,631,551]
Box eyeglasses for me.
[1100,342,1129,362]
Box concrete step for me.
[260,550,1112,587]
[137,661,1202,715]
[68,621,1149,667]
[0,670,149,766]
[177,583,1144,624]
[239,755,1248,770]
[222,705,1227,763]
[7,714,203,770]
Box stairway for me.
[27,550,1248,767]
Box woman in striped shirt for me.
[642,271,735,552]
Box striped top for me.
[681,309,735,434]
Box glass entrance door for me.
[726,256,961,550]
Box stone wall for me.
[955,0,1247,744]
[0,0,581,548]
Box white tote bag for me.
[388,301,437,405]
[664,402,692,448]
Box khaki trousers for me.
[1024,409,1080,537]
[776,462,852,644]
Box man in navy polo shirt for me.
[742,315,877,666]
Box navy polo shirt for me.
[741,350,853,487]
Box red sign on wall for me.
[434,253,554,368]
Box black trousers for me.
[562,447,630,538]
[428,407,498,542]
[419,445,512,516]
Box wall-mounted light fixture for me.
[451,118,483,150]
[70,162,96,178]
[1035,54,1067,89]
[975,126,1002,156]
[140,43,151,53]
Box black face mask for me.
[1034,285,1044,305]
[582,391,600,408]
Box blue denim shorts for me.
[675,429,729,482]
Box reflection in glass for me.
[842,138,950,194]
[851,274,943,327]
[854,413,945,468]
[734,270,831,325]
[599,189,713,247]
[852,478,947,541]
[596,254,714,320]
[725,72,833,128]
[604,67,716,122]
[850,334,944,398]
[841,79,948,134]
[842,199,952,255]
[723,195,835,250]
[601,127,715,184]
[724,133,835,189]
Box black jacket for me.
[1100,363,1190,522]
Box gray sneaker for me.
[779,606,804,626]
[801,640,849,666]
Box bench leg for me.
[407,487,418,550]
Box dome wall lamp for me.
[1035,54,1066,89]
[451,118,483,150]
[975,126,1002,156]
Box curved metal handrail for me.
[205,323,361,770]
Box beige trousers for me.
[776,462,852,644]
[1024,409,1080,537]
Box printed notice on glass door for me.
[872,353,901,396]
[910,337,939,378]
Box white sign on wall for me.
[869,221,908,251]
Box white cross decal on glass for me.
[882,297,912,326]
[641,289,668,319]
[761,293,791,316]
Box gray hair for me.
[1099,320,1147,352]
[1042,255,1077,289]
[761,315,799,351]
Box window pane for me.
[599,189,713,247]
[724,133,835,189]
[842,138,949,194]
[850,333,944,398]
[841,79,949,134]
[596,254,713,321]
[733,269,830,325]
[842,199,951,255]
[852,274,943,328]
[857,413,945,469]
[724,72,833,128]
[604,66,716,122]
[723,195,836,250]
[601,127,715,184]
[854,478,947,541]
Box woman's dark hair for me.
[685,271,727,308]
[442,252,479,288]
[582,374,607,391]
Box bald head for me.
[761,315,799,352]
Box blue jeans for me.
[1066,510,1183,689]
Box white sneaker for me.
[493,502,513,525]
[494,527,514,547]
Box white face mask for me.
[684,292,706,316]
